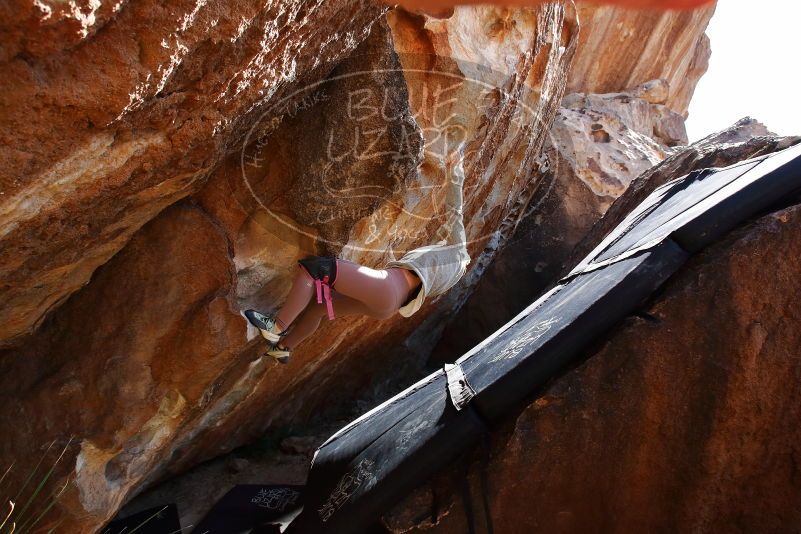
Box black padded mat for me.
[288,371,486,534]
[191,485,303,534]
[105,503,182,534]
[574,142,801,271]
[459,239,688,421]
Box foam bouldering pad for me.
[191,485,304,534]
[459,239,688,421]
[286,371,486,534]
[105,503,181,534]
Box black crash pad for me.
[105,503,181,534]
[191,485,303,534]
[288,142,801,533]
[461,142,801,421]
[285,370,486,534]
[458,238,688,421]
[573,141,801,270]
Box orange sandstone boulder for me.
[392,0,715,17]
[0,0,387,346]
[0,4,579,531]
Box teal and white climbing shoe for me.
[266,343,291,365]
[244,309,284,343]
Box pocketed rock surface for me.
[567,2,715,116]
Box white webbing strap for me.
[444,363,476,411]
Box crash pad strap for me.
[444,363,475,410]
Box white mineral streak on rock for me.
[0,0,387,345]
[0,132,165,241]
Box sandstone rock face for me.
[0,4,580,531]
[430,0,716,364]
[385,129,801,534]
[392,0,716,18]
[0,0,386,346]
[568,3,715,115]
[392,0,718,107]
[434,80,686,364]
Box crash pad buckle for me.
[444,363,475,411]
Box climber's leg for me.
[247,258,419,343]
[331,259,416,317]
[273,265,317,331]
[281,292,374,349]
[245,265,318,342]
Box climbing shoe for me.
[244,309,285,343]
[266,343,291,365]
